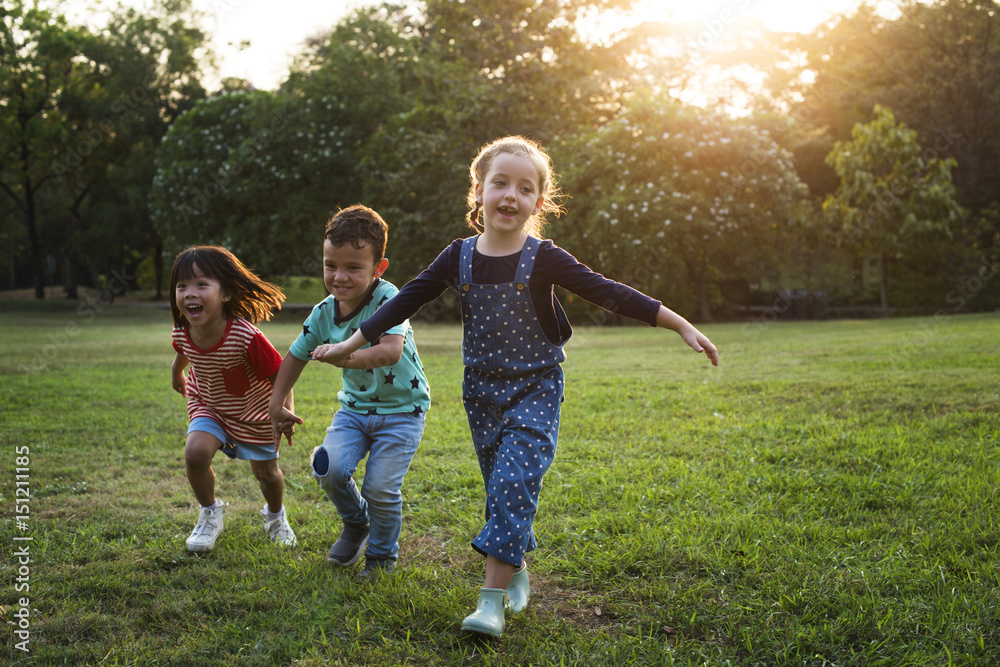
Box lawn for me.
[1,300,998,665]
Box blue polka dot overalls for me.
[458,235,566,567]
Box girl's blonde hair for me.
[467,135,564,238]
[169,245,285,327]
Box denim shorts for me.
[188,416,279,461]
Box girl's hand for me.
[681,329,719,367]
[269,406,303,451]
[311,343,354,366]
[172,372,188,397]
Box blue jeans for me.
[311,409,425,561]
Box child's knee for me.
[311,446,331,477]
[251,460,281,484]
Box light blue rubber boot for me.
[461,588,506,638]
[506,566,530,612]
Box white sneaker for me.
[187,502,225,552]
[261,506,297,546]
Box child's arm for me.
[268,353,307,450]
[171,352,189,396]
[309,329,369,366]
[312,334,403,369]
[655,306,719,366]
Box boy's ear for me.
[373,258,389,278]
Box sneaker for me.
[356,558,396,580]
[186,502,225,552]
[261,506,297,546]
[327,522,370,566]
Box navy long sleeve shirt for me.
[360,238,662,346]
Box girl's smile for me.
[174,263,229,344]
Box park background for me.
[3,0,998,321]
[2,0,1000,665]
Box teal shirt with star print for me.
[288,278,430,417]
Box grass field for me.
[1,300,998,666]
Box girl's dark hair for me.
[169,246,284,327]
[324,204,388,261]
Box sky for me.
[58,0,896,91]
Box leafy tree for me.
[822,105,964,315]
[554,92,809,322]
[0,0,207,298]
[61,0,207,298]
[359,0,646,281]
[150,90,298,273]
[0,1,83,297]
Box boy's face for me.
[323,239,388,314]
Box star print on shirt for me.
[302,324,311,336]
[358,385,367,392]
[317,301,328,310]
[411,405,423,417]
[347,400,357,409]
[410,376,420,389]
[378,294,389,306]
[367,408,378,415]
[384,370,396,385]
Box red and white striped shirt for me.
[172,317,283,445]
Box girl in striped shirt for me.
[170,246,298,552]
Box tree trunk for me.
[879,252,890,317]
[21,167,45,298]
[687,247,713,323]
[154,238,164,300]
[63,253,78,299]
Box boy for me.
[269,205,430,578]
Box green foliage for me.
[1,0,208,298]
[823,105,964,312]
[554,93,810,322]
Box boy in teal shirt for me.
[269,205,430,578]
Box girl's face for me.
[476,153,544,237]
[175,263,229,329]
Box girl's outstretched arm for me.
[311,329,368,366]
[655,306,719,366]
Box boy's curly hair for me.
[324,205,389,260]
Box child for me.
[317,136,719,637]
[170,245,298,552]
[268,205,430,579]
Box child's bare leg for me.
[185,431,223,506]
[250,459,284,513]
[484,555,517,589]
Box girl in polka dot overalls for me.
[323,136,719,638]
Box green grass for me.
[1,301,998,665]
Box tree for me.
[822,105,964,315]
[554,92,809,322]
[0,1,83,297]
[0,0,207,298]
[359,0,648,280]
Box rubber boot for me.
[460,588,506,638]
[506,566,530,612]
